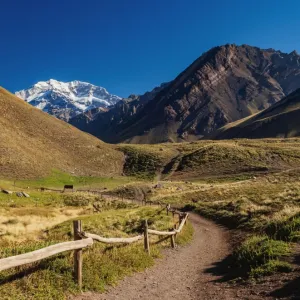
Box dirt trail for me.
[73,214,243,300]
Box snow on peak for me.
[15,80,122,121]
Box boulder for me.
[2,190,13,195]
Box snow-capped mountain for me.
[15,79,122,121]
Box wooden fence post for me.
[144,220,150,255]
[73,220,83,289]
[170,229,176,249]
[166,204,170,215]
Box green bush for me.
[63,195,90,206]
[235,235,291,276]
[265,215,300,241]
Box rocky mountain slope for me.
[0,87,124,179]
[213,88,300,139]
[15,79,121,121]
[72,44,300,143]
[69,83,169,141]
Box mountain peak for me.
[72,44,300,144]
[15,79,121,121]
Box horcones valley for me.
[2,44,300,300]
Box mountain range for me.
[70,44,300,143]
[15,79,121,121]
[14,44,300,143]
[69,82,169,141]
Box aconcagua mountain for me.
[15,79,121,121]
[71,44,300,143]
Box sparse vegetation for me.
[0,207,192,299]
[234,235,291,277]
[142,163,300,279]
[119,145,165,179]
[15,169,136,190]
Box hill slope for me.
[0,87,124,179]
[73,44,300,144]
[214,88,300,139]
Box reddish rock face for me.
[72,44,300,144]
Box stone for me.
[2,190,12,195]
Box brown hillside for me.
[214,88,300,139]
[0,87,124,179]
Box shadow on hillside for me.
[203,254,246,282]
[269,276,300,299]
[268,253,300,299]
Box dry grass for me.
[0,207,193,299]
[0,207,85,241]
[0,87,124,179]
[119,138,300,180]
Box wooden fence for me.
[0,204,189,289]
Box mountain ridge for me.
[15,79,121,121]
[71,44,300,144]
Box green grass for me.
[249,260,293,278]
[0,207,192,299]
[234,235,292,278]
[12,169,136,190]
[0,190,64,208]
[148,169,300,278]
[119,146,165,180]
[265,214,300,242]
[176,221,194,245]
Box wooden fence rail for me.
[0,238,93,272]
[148,213,189,236]
[81,232,143,244]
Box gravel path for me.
[73,214,242,300]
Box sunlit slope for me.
[0,87,124,179]
[214,88,300,139]
[119,139,300,179]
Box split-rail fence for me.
[0,203,189,288]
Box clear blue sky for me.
[1,0,300,97]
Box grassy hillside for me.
[214,88,300,139]
[120,139,300,180]
[0,88,124,179]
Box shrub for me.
[235,235,291,276]
[250,260,293,278]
